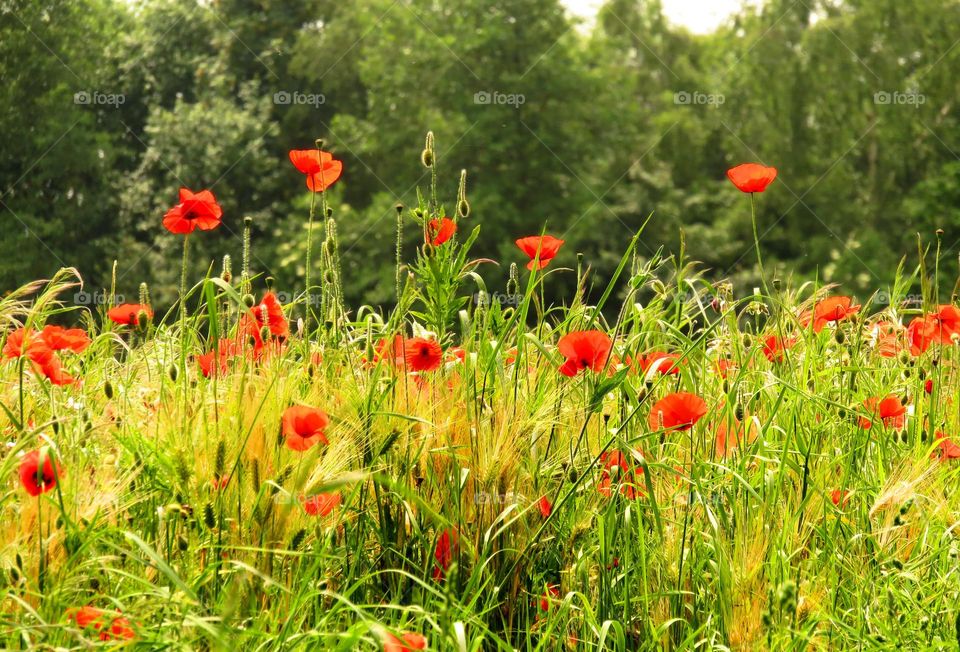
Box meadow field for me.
[2,142,960,651]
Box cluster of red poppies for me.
[2,325,89,386]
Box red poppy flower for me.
[67,607,134,641]
[289,149,343,192]
[831,489,850,507]
[648,392,709,432]
[383,631,428,652]
[515,235,564,271]
[68,606,106,631]
[302,492,341,516]
[714,358,738,378]
[870,321,904,358]
[3,329,75,385]
[726,163,778,193]
[404,337,443,372]
[907,316,936,355]
[162,188,223,234]
[537,495,552,518]
[859,395,906,430]
[107,303,153,326]
[106,617,135,641]
[281,405,330,452]
[40,325,90,353]
[432,527,459,581]
[538,583,561,612]
[715,416,756,458]
[4,329,48,363]
[38,355,75,386]
[446,346,466,364]
[801,296,860,333]
[557,330,612,376]
[762,334,795,363]
[933,431,960,461]
[197,339,243,378]
[19,448,62,496]
[250,292,288,339]
[597,450,644,499]
[371,335,406,367]
[630,351,681,377]
[926,305,960,344]
[427,217,456,246]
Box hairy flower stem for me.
[750,193,770,297]
[305,189,317,332]
[179,234,190,336]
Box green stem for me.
[305,190,317,332]
[750,193,770,297]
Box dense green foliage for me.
[2,0,959,306]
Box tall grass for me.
[1,143,959,651]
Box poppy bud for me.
[742,334,754,348]
[177,535,189,551]
[307,362,316,378]
[936,228,944,236]
[324,239,335,256]
[136,310,150,327]
[139,282,150,307]
[297,318,304,336]
[242,293,255,308]
[244,216,253,228]
[325,207,333,218]
[710,297,722,311]
[104,380,114,399]
[394,202,404,215]
[423,242,435,257]
[834,329,845,344]
[314,137,324,149]
[421,148,434,167]
[772,278,781,291]
[458,198,470,218]
[413,208,424,219]
[221,255,232,283]
[259,326,271,342]
[168,364,179,382]
[265,276,274,290]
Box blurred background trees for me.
[1,0,958,308]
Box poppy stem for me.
[179,234,190,353]
[750,193,769,297]
[305,189,317,332]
